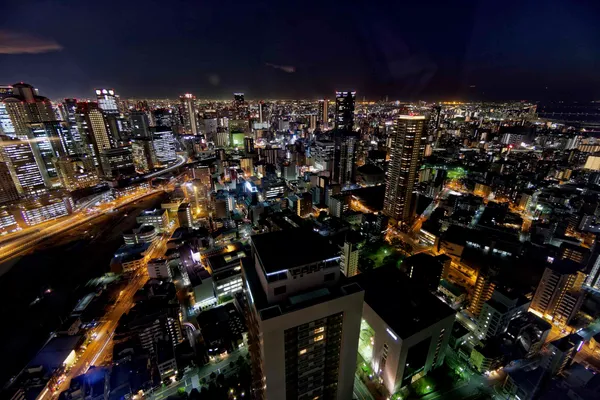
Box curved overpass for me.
[144,155,187,179]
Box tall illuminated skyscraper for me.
[318,99,328,128]
[334,91,355,131]
[180,93,199,135]
[61,98,85,155]
[1,83,69,186]
[0,161,20,203]
[76,102,114,173]
[95,88,119,115]
[383,115,427,223]
[0,135,46,195]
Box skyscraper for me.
[332,130,358,185]
[130,110,150,137]
[0,161,20,203]
[76,102,114,173]
[233,93,245,108]
[95,88,119,115]
[334,91,355,131]
[0,135,46,195]
[383,115,427,223]
[244,229,364,400]
[180,93,199,135]
[318,99,329,129]
[1,83,68,188]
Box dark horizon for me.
[2,0,600,102]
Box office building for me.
[131,138,156,172]
[328,193,350,218]
[123,224,158,245]
[332,131,358,185]
[76,102,114,173]
[100,146,135,178]
[54,155,99,191]
[137,208,170,231]
[151,130,177,166]
[476,288,530,340]
[180,93,199,135]
[383,115,427,223]
[234,92,245,109]
[244,229,364,400]
[61,98,84,155]
[10,192,74,227]
[350,266,455,394]
[130,110,150,137]
[543,334,584,376]
[95,88,119,115]
[318,99,328,128]
[154,108,173,128]
[530,260,585,326]
[1,83,68,187]
[258,101,266,123]
[403,253,444,291]
[147,258,172,280]
[334,91,355,131]
[313,140,335,175]
[0,135,46,195]
[0,161,20,203]
[177,202,193,228]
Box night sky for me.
[2,0,600,101]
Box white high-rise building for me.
[244,229,364,400]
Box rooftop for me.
[251,229,339,274]
[348,266,455,339]
[27,335,83,371]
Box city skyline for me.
[2,1,600,100]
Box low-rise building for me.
[349,266,455,394]
[147,258,171,280]
[136,208,170,232]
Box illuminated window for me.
[314,335,324,342]
[299,349,307,355]
[314,327,325,334]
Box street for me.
[150,347,249,400]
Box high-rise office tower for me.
[318,99,328,128]
[530,261,585,326]
[100,146,135,178]
[54,155,99,191]
[383,115,428,223]
[0,135,46,195]
[95,88,120,115]
[180,93,199,135]
[61,98,84,155]
[258,101,265,123]
[244,230,364,400]
[153,108,173,128]
[334,91,356,131]
[332,131,358,185]
[1,83,68,187]
[234,93,245,108]
[130,110,151,137]
[76,102,114,173]
[151,129,177,166]
[0,161,20,203]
